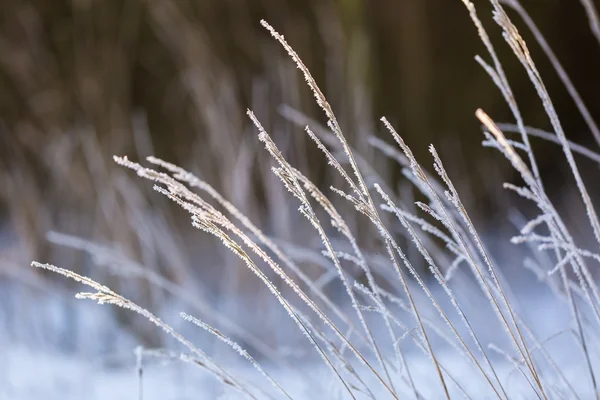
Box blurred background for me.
[1,0,600,397]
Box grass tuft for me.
[32,1,600,398]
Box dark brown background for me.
[1,0,599,346]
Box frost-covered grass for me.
[28,0,600,399]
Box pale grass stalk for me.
[495,299,581,399]
[380,201,465,281]
[380,116,543,397]
[487,344,543,400]
[300,121,452,272]
[289,165,417,395]
[495,124,600,164]
[261,20,450,396]
[465,37,592,394]
[259,21,369,203]
[477,109,600,397]
[354,284,473,400]
[180,312,293,400]
[489,0,600,251]
[579,0,600,47]
[138,348,281,400]
[293,310,377,400]
[155,184,356,398]
[116,156,358,396]
[304,119,444,397]
[500,0,600,148]
[143,156,359,345]
[481,252,581,399]
[190,211,355,398]
[361,210,450,398]
[376,185,508,399]
[477,112,600,321]
[459,0,543,187]
[248,110,399,398]
[46,231,285,366]
[374,286,478,361]
[139,348,230,371]
[279,105,398,208]
[30,261,258,400]
[433,142,547,397]
[117,155,377,397]
[369,137,479,271]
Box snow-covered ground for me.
[2,340,596,399]
[1,283,597,400]
[1,228,598,399]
